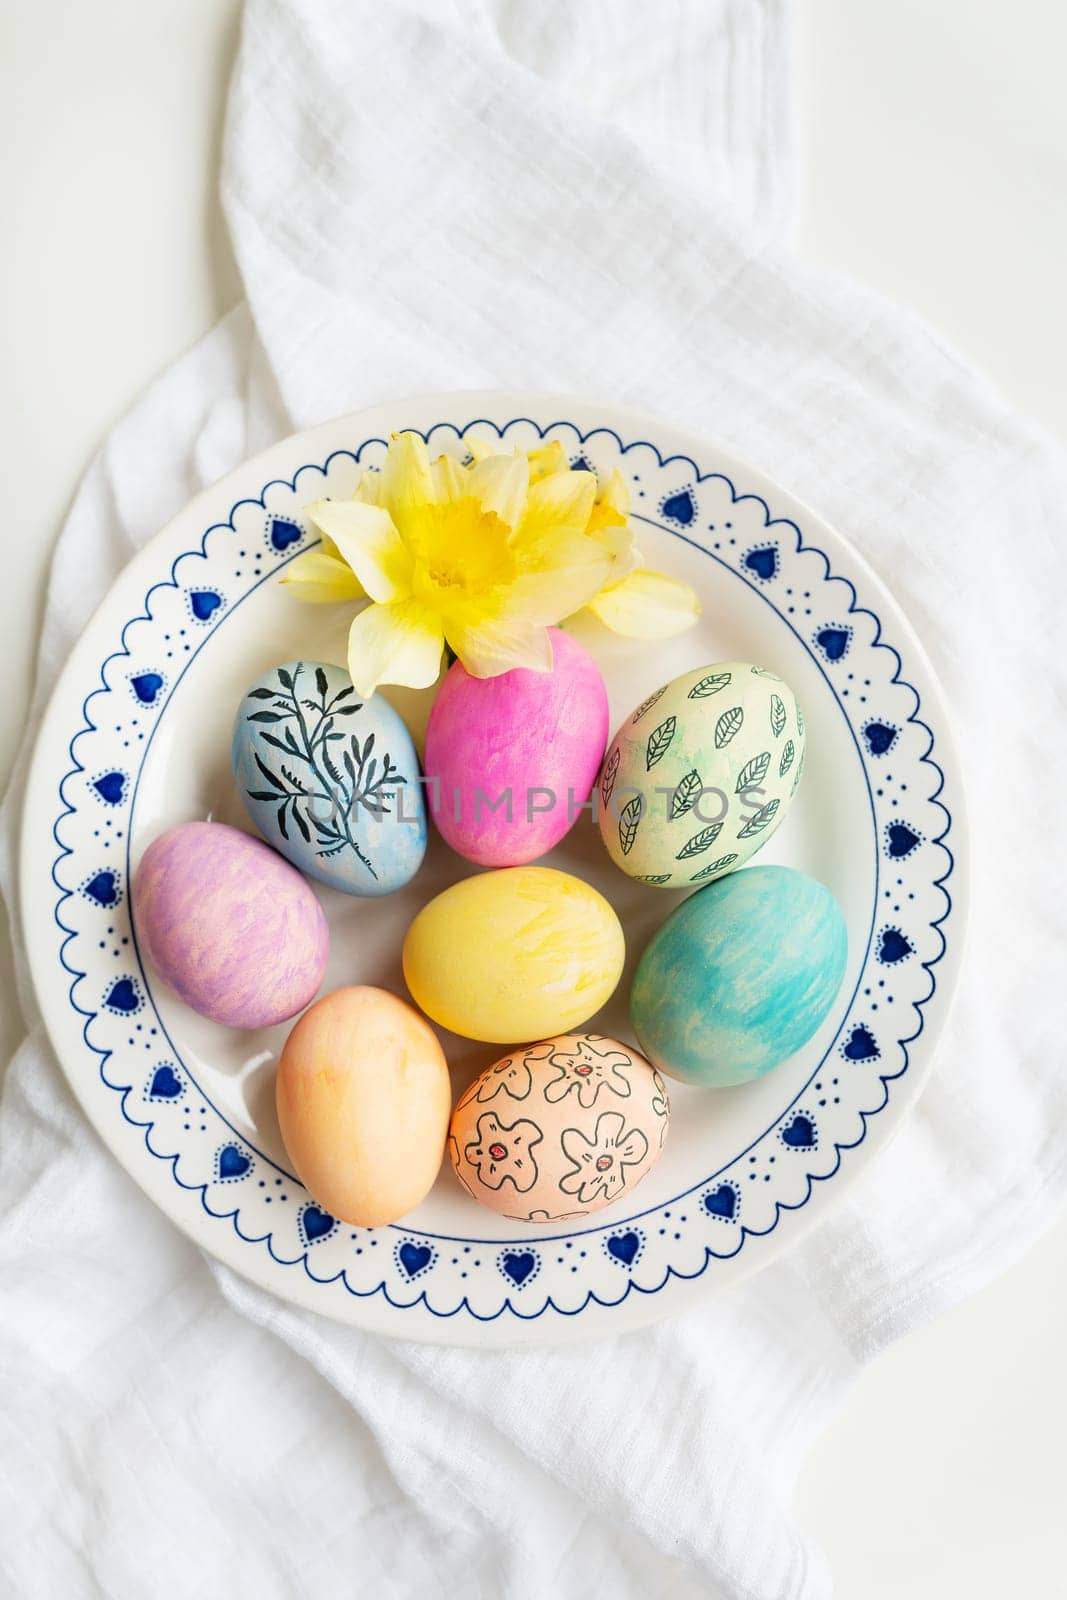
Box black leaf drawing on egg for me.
[646,716,676,770]
[619,797,643,855]
[714,707,744,748]
[670,770,702,819]
[676,822,724,859]
[735,752,770,792]
[631,686,667,724]
[737,798,780,838]
[690,852,738,881]
[688,671,732,699]
[600,746,621,806]
[770,694,787,738]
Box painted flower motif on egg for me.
[449,1034,668,1221]
[559,1112,650,1207]
[232,659,427,896]
[596,661,807,888]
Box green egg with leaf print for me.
[596,661,806,888]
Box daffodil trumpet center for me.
[410,498,517,609]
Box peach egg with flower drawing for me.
[449,1034,669,1222]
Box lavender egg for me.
[132,821,329,1028]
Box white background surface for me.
[3,1,1066,1593]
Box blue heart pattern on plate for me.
[81,869,121,908]
[299,1205,337,1246]
[660,487,697,526]
[188,588,224,623]
[781,1114,817,1150]
[103,977,141,1015]
[605,1231,643,1266]
[879,927,914,964]
[268,516,304,553]
[216,1144,252,1182]
[743,545,778,582]
[499,1250,538,1287]
[863,720,898,757]
[396,1241,435,1280]
[704,1183,739,1220]
[815,624,851,662]
[146,1064,183,1101]
[842,1024,880,1062]
[129,671,165,707]
[886,822,921,859]
[92,770,126,806]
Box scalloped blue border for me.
[50,418,954,1325]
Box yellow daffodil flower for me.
[283,432,701,695]
[284,433,614,696]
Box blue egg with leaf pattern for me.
[630,865,847,1087]
[232,660,427,897]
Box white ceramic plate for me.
[21,394,966,1346]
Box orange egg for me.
[277,986,450,1227]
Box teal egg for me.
[630,866,848,1087]
[232,660,427,897]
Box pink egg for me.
[449,1034,669,1222]
[132,821,329,1028]
[423,628,609,867]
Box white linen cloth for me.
[3,2,1066,1595]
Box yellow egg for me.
[276,985,450,1227]
[402,867,625,1044]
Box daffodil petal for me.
[586,518,636,565]
[346,599,444,697]
[586,568,702,639]
[586,502,628,538]
[448,616,554,677]
[519,470,598,554]
[305,499,412,603]
[506,550,616,624]
[378,432,436,541]
[526,440,568,481]
[432,453,469,503]
[279,549,366,604]
[462,434,495,464]
[598,467,631,519]
[468,452,529,529]
[353,468,382,506]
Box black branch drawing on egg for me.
[243,662,407,876]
